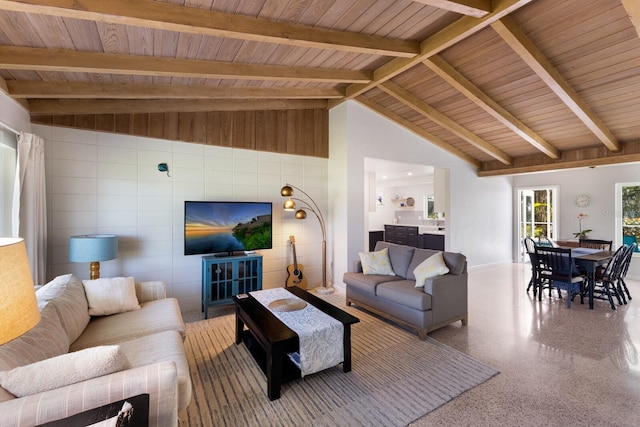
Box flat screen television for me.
[184,201,272,256]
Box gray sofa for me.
[343,241,468,339]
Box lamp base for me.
[89,261,101,280]
[315,286,335,295]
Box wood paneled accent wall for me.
[31,109,329,158]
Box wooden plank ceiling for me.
[0,0,639,176]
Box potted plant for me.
[573,213,592,239]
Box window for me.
[0,127,17,236]
[423,194,435,218]
[617,182,640,253]
[517,187,557,261]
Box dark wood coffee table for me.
[233,286,360,400]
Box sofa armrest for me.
[0,362,179,427]
[424,273,468,325]
[135,281,167,303]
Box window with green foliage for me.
[518,187,556,261]
[532,189,554,239]
[620,183,640,252]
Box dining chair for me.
[534,246,585,308]
[579,239,614,279]
[616,243,636,303]
[579,239,613,250]
[524,238,554,297]
[524,238,538,294]
[526,238,557,300]
[591,244,627,310]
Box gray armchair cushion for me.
[343,272,403,297]
[442,252,467,275]
[376,280,432,311]
[373,241,415,279]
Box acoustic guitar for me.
[286,235,308,289]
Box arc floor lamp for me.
[280,183,334,295]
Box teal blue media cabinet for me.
[202,254,263,318]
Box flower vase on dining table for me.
[574,213,592,240]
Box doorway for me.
[517,186,557,262]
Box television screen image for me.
[184,201,272,255]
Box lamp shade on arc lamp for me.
[0,238,41,345]
[69,234,118,280]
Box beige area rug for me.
[182,294,498,426]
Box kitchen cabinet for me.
[384,225,418,246]
[369,230,384,251]
[384,225,444,251]
[419,233,445,251]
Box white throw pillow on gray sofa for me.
[413,252,450,287]
[358,248,396,275]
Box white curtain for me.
[12,132,47,285]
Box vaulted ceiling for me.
[1,0,639,176]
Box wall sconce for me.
[158,163,170,177]
[280,183,334,295]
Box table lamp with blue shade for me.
[69,234,118,280]
[0,238,41,345]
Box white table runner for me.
[249,288,344,376]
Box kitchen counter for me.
[388,224,446,235]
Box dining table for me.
[568,247,614,309]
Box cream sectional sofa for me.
[0,274,191,427]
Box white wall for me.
[35,124,329,313]
[513,164,640,279]
[0,92,31,133]
[329,101,514,289]
[328,102,350,288]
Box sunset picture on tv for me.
[184,201,272,255]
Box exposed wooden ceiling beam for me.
[0,0,418,58]
[357,97,481,168]
[478,141,640,177]
[7,80,344,99]
[0,75,29,110]
[379,81,513,165]
[423,56,560,159]
[621,0,640,38]
[491,16,621,152]
[331,0,535,106]
[0,46,371,84]
[410,0,491,18]
[28,99,328,115]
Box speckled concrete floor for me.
[412,263,640,427]
[185,262,640,426]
